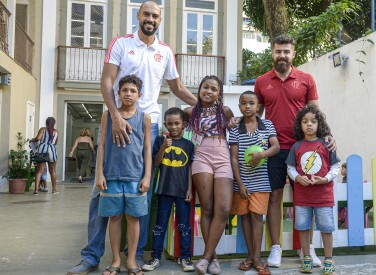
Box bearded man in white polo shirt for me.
[67,2,197,274]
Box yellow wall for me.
[0,50,37,176]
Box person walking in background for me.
[286,105,340,274]
[254,34,335,268]
[184,75,234,275]
[229,91,279,275]
[67,1,197,274]
[142,108,195,272]
[69,128,95,183]
[31,117,59,195]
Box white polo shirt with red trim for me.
[104,31,179,123]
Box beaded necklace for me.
[202,106,216,117]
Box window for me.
[127,0,164,40]
[16,4,28,32]
[67,1,107,48]
[183,0,217,55]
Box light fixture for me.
[332,52,349,67]
[82,103,93,119]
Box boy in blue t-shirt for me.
[96,75,152,275]
[229,91,280,273]
[143,107,195,272]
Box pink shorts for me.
[192,137,233,179]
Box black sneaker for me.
[142,258,160,271]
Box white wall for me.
[299,32,376,181]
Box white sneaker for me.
[142,258,160,271]
[179,258,195,272]
[310,244,322,267]
[298,244,322,267]
[267,244,282,267]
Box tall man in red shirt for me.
[254,34,322,268]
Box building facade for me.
[0,0,244,186]
[0,0,44,191]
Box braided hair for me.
[45,117,56,142]
[188,75,227,135]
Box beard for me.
[140,21,158,36]
[273,57,292,74]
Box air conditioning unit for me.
[0,74,11,85]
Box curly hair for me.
[80,128,91,137]
[188,75,227,135]
[294,105,331,140]
[272,34,295,48]
[118,74,143,93]
[164,107,185,121]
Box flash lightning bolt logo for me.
[304,149,318,174]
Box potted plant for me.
[2,132,31,194]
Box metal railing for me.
[0,1,11,54]
[175,53,225,86]
[56,47,226,86]
[57,46,107,82]
[14,22,34,73]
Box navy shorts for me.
[98,180,147,217]
[268,149,293,190]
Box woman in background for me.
[69,128,94,183]
[31,117,59,194]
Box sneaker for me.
[322,259,335,275]
[195,258,209,275]
[310,244,322,267]
[299,245,322,267]
[267,244,282,267]
[43,187,48,192]
[300,256,313,273]
[142,258,160,271]
[180,258,195,272]
[207,258,221,274]
[67,260,98,275]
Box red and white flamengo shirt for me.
[254,67,318,149]
[105,31,179,123]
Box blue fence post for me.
[236,216,248,253]
[347,154,365,246]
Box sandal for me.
[128,266,143,275]
[254,263,271,275]
[238,259,254,271]
[103,266,120,275]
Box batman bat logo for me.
[161,146,188,167]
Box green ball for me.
[244,145,266,167]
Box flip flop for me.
[103,266,120,275]
[238,259,254,271]
[254,263,271,275]
[128,266,143,275]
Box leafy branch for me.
[356,33,374,82]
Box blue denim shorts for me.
[98,180,147,217]
[294,206,335,233]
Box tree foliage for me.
[239,0,362,81]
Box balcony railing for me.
[175,53,225,86]
[14,22,34,73]
[0,0,11,53]
[56,46,226,87]
[57,46,107,82]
